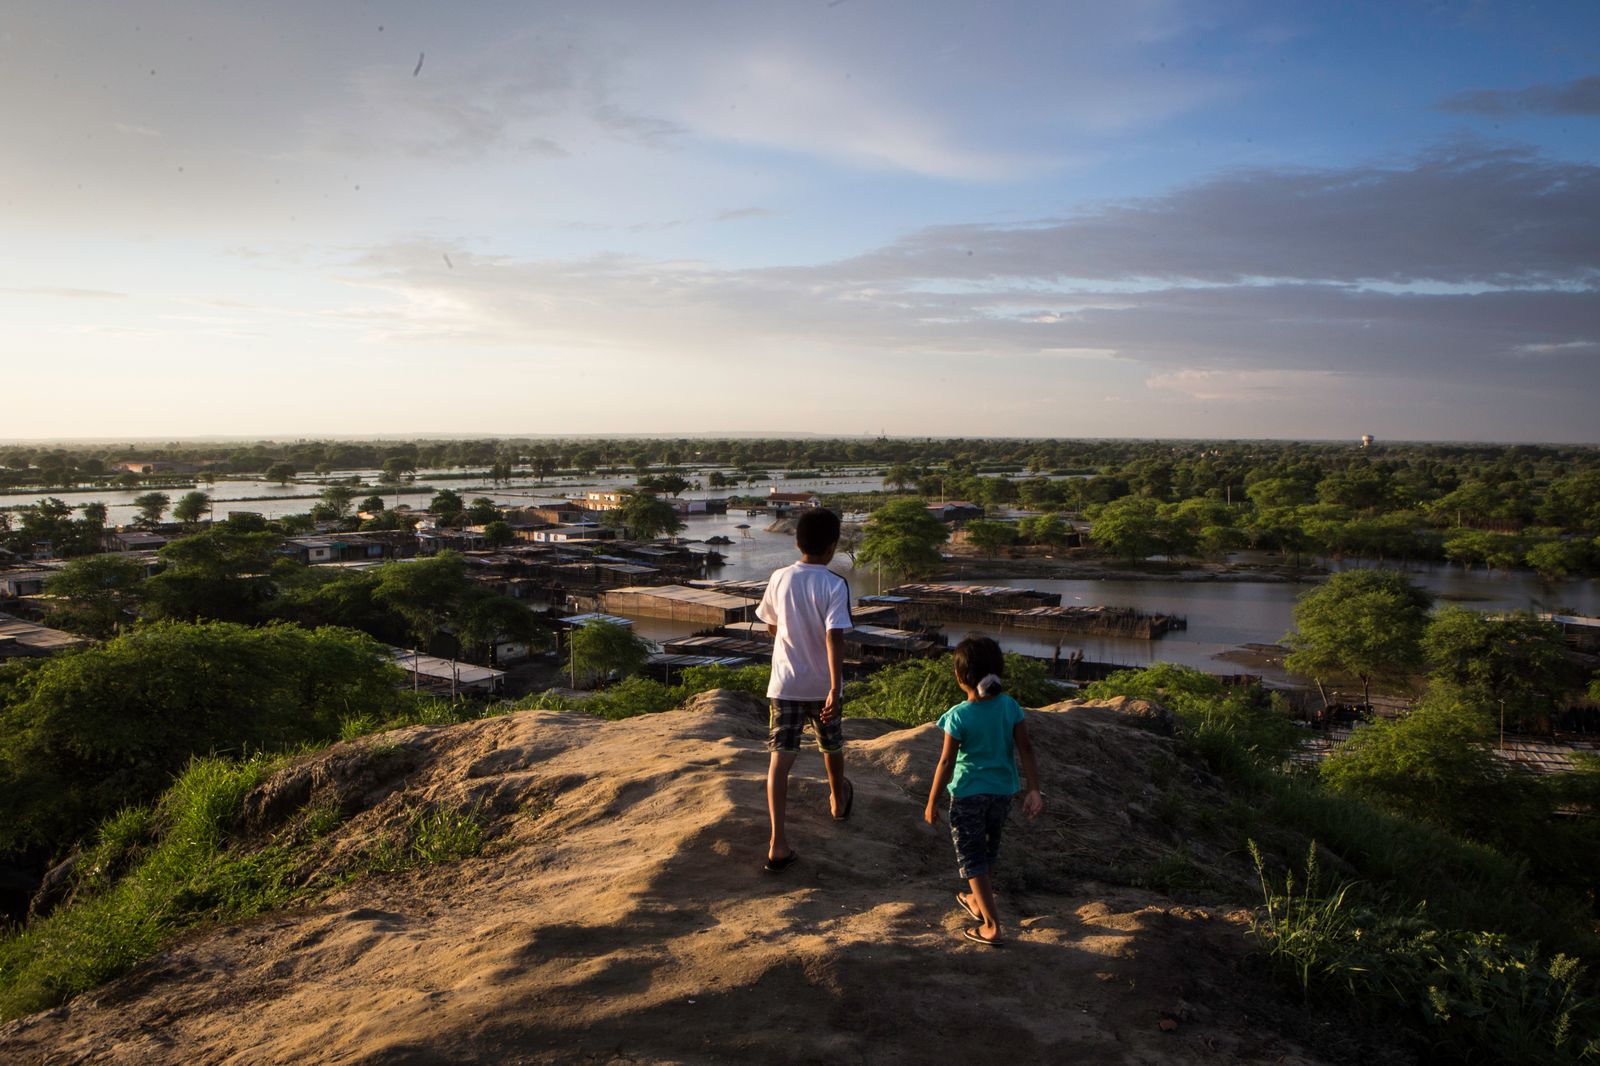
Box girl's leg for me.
[966,873,1001,941]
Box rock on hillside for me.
[2,693,1334,1065]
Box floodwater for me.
[10,473,1594,681]
[680,511,1598,682]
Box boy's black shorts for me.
[767,698,844,753]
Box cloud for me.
[1440,75,1600,117]
[0,286,126,300]
[327,144,1599,438]
[715,207,778,222]
[829,145,1600,288]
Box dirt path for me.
[2,695,1335,1065]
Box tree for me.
[962,519,1017,557]
[1422,608,1575,732]
[856,498,949,584]
[616,494,684,541]
[172,490,211,528]
[884,464,919,492]
[359,494,386,514]
[132,492,171,526]
[1089,496,1166,563]
[319,484,356,520]
[373,553,469,687]
[430,489,465,521]
[455,588,542,666]
[264,462,298,486]
[0,621,401,857]
[79,501,108,529]
[1320,689,1518,840]
[566,620,651,688]
[142,529,284,623]
[465,497,500,525]
[43,554,148,638]
[1019,512,1071,549]
[1284,569,1432,707]
[483,520,515,547]
[638,473,691,497]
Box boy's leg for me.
[823,750,849,817]
[810,704,850,818]
[767,750,799,860]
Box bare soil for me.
[1,694,1381,1065]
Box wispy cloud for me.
[1440,75,1600,117]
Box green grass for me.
[0,756,293,1019]
[1250,841,1600,1063]
[0,759,489,1021]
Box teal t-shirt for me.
[937,693,1026,798]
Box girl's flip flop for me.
[963,926,1003,948]
[956,893,981,922]
[832,779,854,821]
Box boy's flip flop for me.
[832,779,854,822]
[956,893,981,922]
[963,926,1003,948]
[763,851,799,874]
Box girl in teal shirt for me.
[923,635,1044,946]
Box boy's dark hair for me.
[953,635,1005,691]
[795,507,842,556]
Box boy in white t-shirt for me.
[755,507,854,874]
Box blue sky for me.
[1,0,1596,441]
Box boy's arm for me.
[1014,719,1045,819]
[820,627,846,723]
[924,731,959,824]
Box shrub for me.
[845,652,1061,725]
[0,621,403,859]
[1250,841,1600,1063]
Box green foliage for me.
[401,803,486,866]
[0,621,401,857]
[142,528,284,623]
[1250,842,1600,1063]
[131,491,170,525]
[1423,607,1577,731]
[171,490,210,526]
[1083,663,1298,773]
[961,519,1017,556]
[677,662,771,696]
[0,756,292,1020]
[565,620,652,687]
[856,497,949,581]
[43,554,148,638]
[1319,689,1513,837]
[614,493,684,540]
[845,652,1058,725]
[1284,568,1433,703]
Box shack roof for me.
[0,611,91,656]
[559,613,635,628]
[608,585,757,609]
[388,648,505,686]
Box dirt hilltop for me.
[2,693,1343,1065]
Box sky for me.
[1,0,1597,443]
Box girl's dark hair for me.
[953,635,1005,692]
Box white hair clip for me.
[976,673,1003,698]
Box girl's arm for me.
[924,732,960,824]
[1014,719,1045,819]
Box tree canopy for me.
[1284,568,1433,705]
[0,621,400,857]
[855,498,949,582]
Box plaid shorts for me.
[949,793,1012,879]
[767,698,844,753]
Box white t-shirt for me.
[756,561,853,700]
